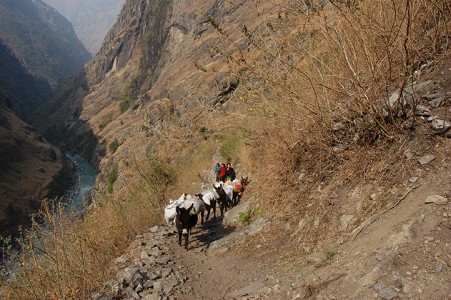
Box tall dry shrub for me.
[215,0,449,211]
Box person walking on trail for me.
[226,163,236,181]
[214,163,220,182]
[219,163,227,182]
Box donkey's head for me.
[240,176,251,188]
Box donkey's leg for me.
[219,202,224,216]
[201,211,204,225]
[206,205,211,221]
[178,231,182,246]
[184,233,189,250]
[212,201,217,220]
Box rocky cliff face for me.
[0,0,92,88]
[31,0,277,176]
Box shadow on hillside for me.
[31,69,104,167]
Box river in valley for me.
[65,153,97,214]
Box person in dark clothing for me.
[219,163,227,182]
[225,163,236,181]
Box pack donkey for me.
[232,176,250,206]
[175,204,198,250]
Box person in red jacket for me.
[219,163,226,182]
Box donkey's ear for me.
[187,203,194,212]
[176,206,180,213]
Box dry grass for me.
[202,0,451,258]
[217,0,450,212]
[0,145,217,299]
[0,130,226,299]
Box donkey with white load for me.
[165,193,206,250]
[164,193,206,224]
[195,184,224,223]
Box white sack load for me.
[164,194,185,223]
[183,194,206,215]
[222,184,234,201]
[199,190,219,206]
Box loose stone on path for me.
[418,155,436,165]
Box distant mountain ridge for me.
[41,0,125,54]
[0,0,91,88]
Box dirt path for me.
[169,216,295,300]
[162,160,450,300]
[93,206,298,300]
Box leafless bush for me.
[213,0,449,212]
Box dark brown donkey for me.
[175,204,198,250]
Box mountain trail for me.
[94,151,450,299]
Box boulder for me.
[372,283,398,300]
[425,195,448,204]
[116,267,139,284]
[418,155,436,165]
[431,119,450,130]
[222,200,252,226]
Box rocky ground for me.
[92,201,287,300]
[93,169,450,300]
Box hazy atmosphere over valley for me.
[0,0,449,299]
[41,0,125,54]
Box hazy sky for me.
[41,0,125,54]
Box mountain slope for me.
[0,92,63,238]
[41,0,125,54]
[0,0,91,88]
[31,0,279,167]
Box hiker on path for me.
[226,163,236,181]
[219,163,226,182]
[214,163,220,182]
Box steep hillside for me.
[41,0,125,54]
[0,92,63,238]
[0,41,51,119]
[8,0,450,298]
[0,0,91,88]
[31,0,280,169]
